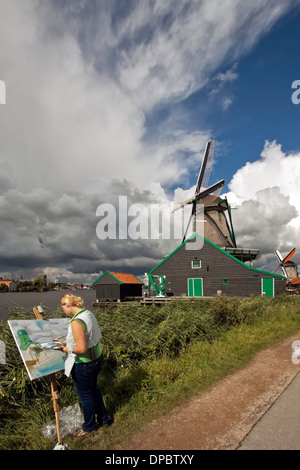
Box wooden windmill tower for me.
[173,139,236,247]
[173,139,259,265]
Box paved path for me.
[238,371,300,450]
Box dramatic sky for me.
[1,0,300,284]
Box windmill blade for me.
[195,139,214,194]
[272,262,288,277]
[172,196,195,213]
[272,250,288,277]
[272,250,283,273]
[274,250,283,263]
[182,210,194,244]
[283,247,296,263]
[173,179,225,213]
[271,263,281,273]
[194,179,225,202]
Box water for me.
[0,290,97,321]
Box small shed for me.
[93,271,143,301]
[148,233,286,298]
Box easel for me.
[49,373,62,446]
[32,306,46,320]
[33,306,63,447]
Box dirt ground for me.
[118,332,300,450]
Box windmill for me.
[272,248,298,280]
[173,139,237,248]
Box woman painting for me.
[58,293,111,436]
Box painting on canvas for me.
[8,318,69,380]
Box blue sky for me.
[0,0,300,283]
[148,7,300,192]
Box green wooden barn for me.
[147,233,286,298]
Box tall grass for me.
[1,295,300,450]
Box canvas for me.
[8,318,69,380]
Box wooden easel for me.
[33,306,63,445]
[32,306,46,320]
[50,373,62,445]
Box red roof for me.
[109,272,143,284]
[290,277,300,285]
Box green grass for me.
[1,295,300,450]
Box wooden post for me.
[33,306,46,319]
[50,373,62,445]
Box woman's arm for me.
[59,321,87,354]
[70,321,88,354]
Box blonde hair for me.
[60,293,84,308]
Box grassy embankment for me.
[1,294,300,450]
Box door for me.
[261,278,274,297]
[188,278,203,297]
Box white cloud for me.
[226,141,300,270]
[0,0,298,282]
[0,0,295,194]
[221,97,234,110]
[215,63,239,84]
[115,1,292,111]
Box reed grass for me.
[1,295,300,450]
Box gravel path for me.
[118,332,300,450]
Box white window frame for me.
[191,259,201,269]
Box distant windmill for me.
[173,139,237,248]
[272,248,298,280]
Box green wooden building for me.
[148,233,286,298]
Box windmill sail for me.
[195,139,214,194]
[174,138,234,245]
[272,248,297,279]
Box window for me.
[223,279,229,285]
[192,259,201,269]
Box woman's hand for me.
[53,339,67,353]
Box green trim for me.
[148,241,189,274]
[69,308,86,324]
[92,271,122,285]
[148,233,286,280]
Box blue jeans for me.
[71,354,109,432]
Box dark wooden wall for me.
[150,239,286,297]
[95,273,142,300]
